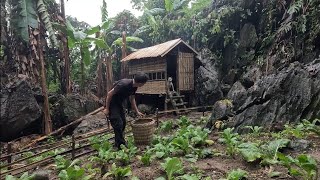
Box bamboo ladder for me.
[165,77,189,115]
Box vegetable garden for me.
[2,113,319,180]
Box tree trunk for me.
[60,0,70,94]
[97,57,103,97]
[121,31,127,59]
[38,26,52,134]
[80,47,85,94]
[120,31,127,79]
[105,56,113,92]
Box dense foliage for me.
[1,0,319,94]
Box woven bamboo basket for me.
[131,118,155,145]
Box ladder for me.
[165,77,189,115]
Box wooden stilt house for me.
[121,38,199,112]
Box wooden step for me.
[175,109,191,115]
[175,102,188,106]
[172,95,185,99]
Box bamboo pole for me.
[22,107,104,149]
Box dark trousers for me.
[109,104,126,149]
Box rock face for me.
[227,60,320,131]
[0,78,42,141]
[194,49,223,106]
[239,23,258,48]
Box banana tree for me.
[134,0,192,44]
[66,21,109,94]
[90,21,143,96]
[7,0,60,134]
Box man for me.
[103,72,148,149]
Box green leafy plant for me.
[184,153,198,163]
[54,155,81,171]
[102,163,132,180]
[199,116,209,125]
[278,153,318,180]
[171,136,193,155]
[150,137,175,159]
[281,123,306,138]
[238,142,263,163]
[37,0,58,46]
[89,140,115,165]
[221,168,248,180]
[89,134,112,149]
[194,148,214,159]
[294,154,318,180]
[84,163,100,178]
[140,151,153,166]
[178,116,191,127]
[160,157,184,180]
[47,135,56,143]
[245,126,263,136]
[116,147,131,165]
[177,125,210,146]
[116,143,137,165]
[178,174,201,180]
[268,171,282,178]
[22,148,65,164]
[5,172,35,180]
[22,151,43,163]
[58,165,92,180]
[190,127,211,146]
[159,120,174,132]
[218,128,240,156]
[260,139,290,165]
[302,119,320,136]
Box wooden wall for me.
[136,80,166,94]
[128,58,167,94]
[128,58,166,75]
[177,52,194,91]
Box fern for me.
[37,0,58,47]
[278,22,292,36]
[288,0,303,15]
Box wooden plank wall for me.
[136,80,166,94]
[177,52,194,91]
[128,58,166,75]
[128,58,167,94]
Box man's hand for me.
[103,108,109,117]
[137,111,145,117]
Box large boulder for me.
[138,104,154,115]
[73,112,107,135]
[0,78,42,141]
[194,49,223,106]
[50,94,100,129]
[205,99,234,129]
[227,60,320,131]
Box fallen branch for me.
[22,107,104,149]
